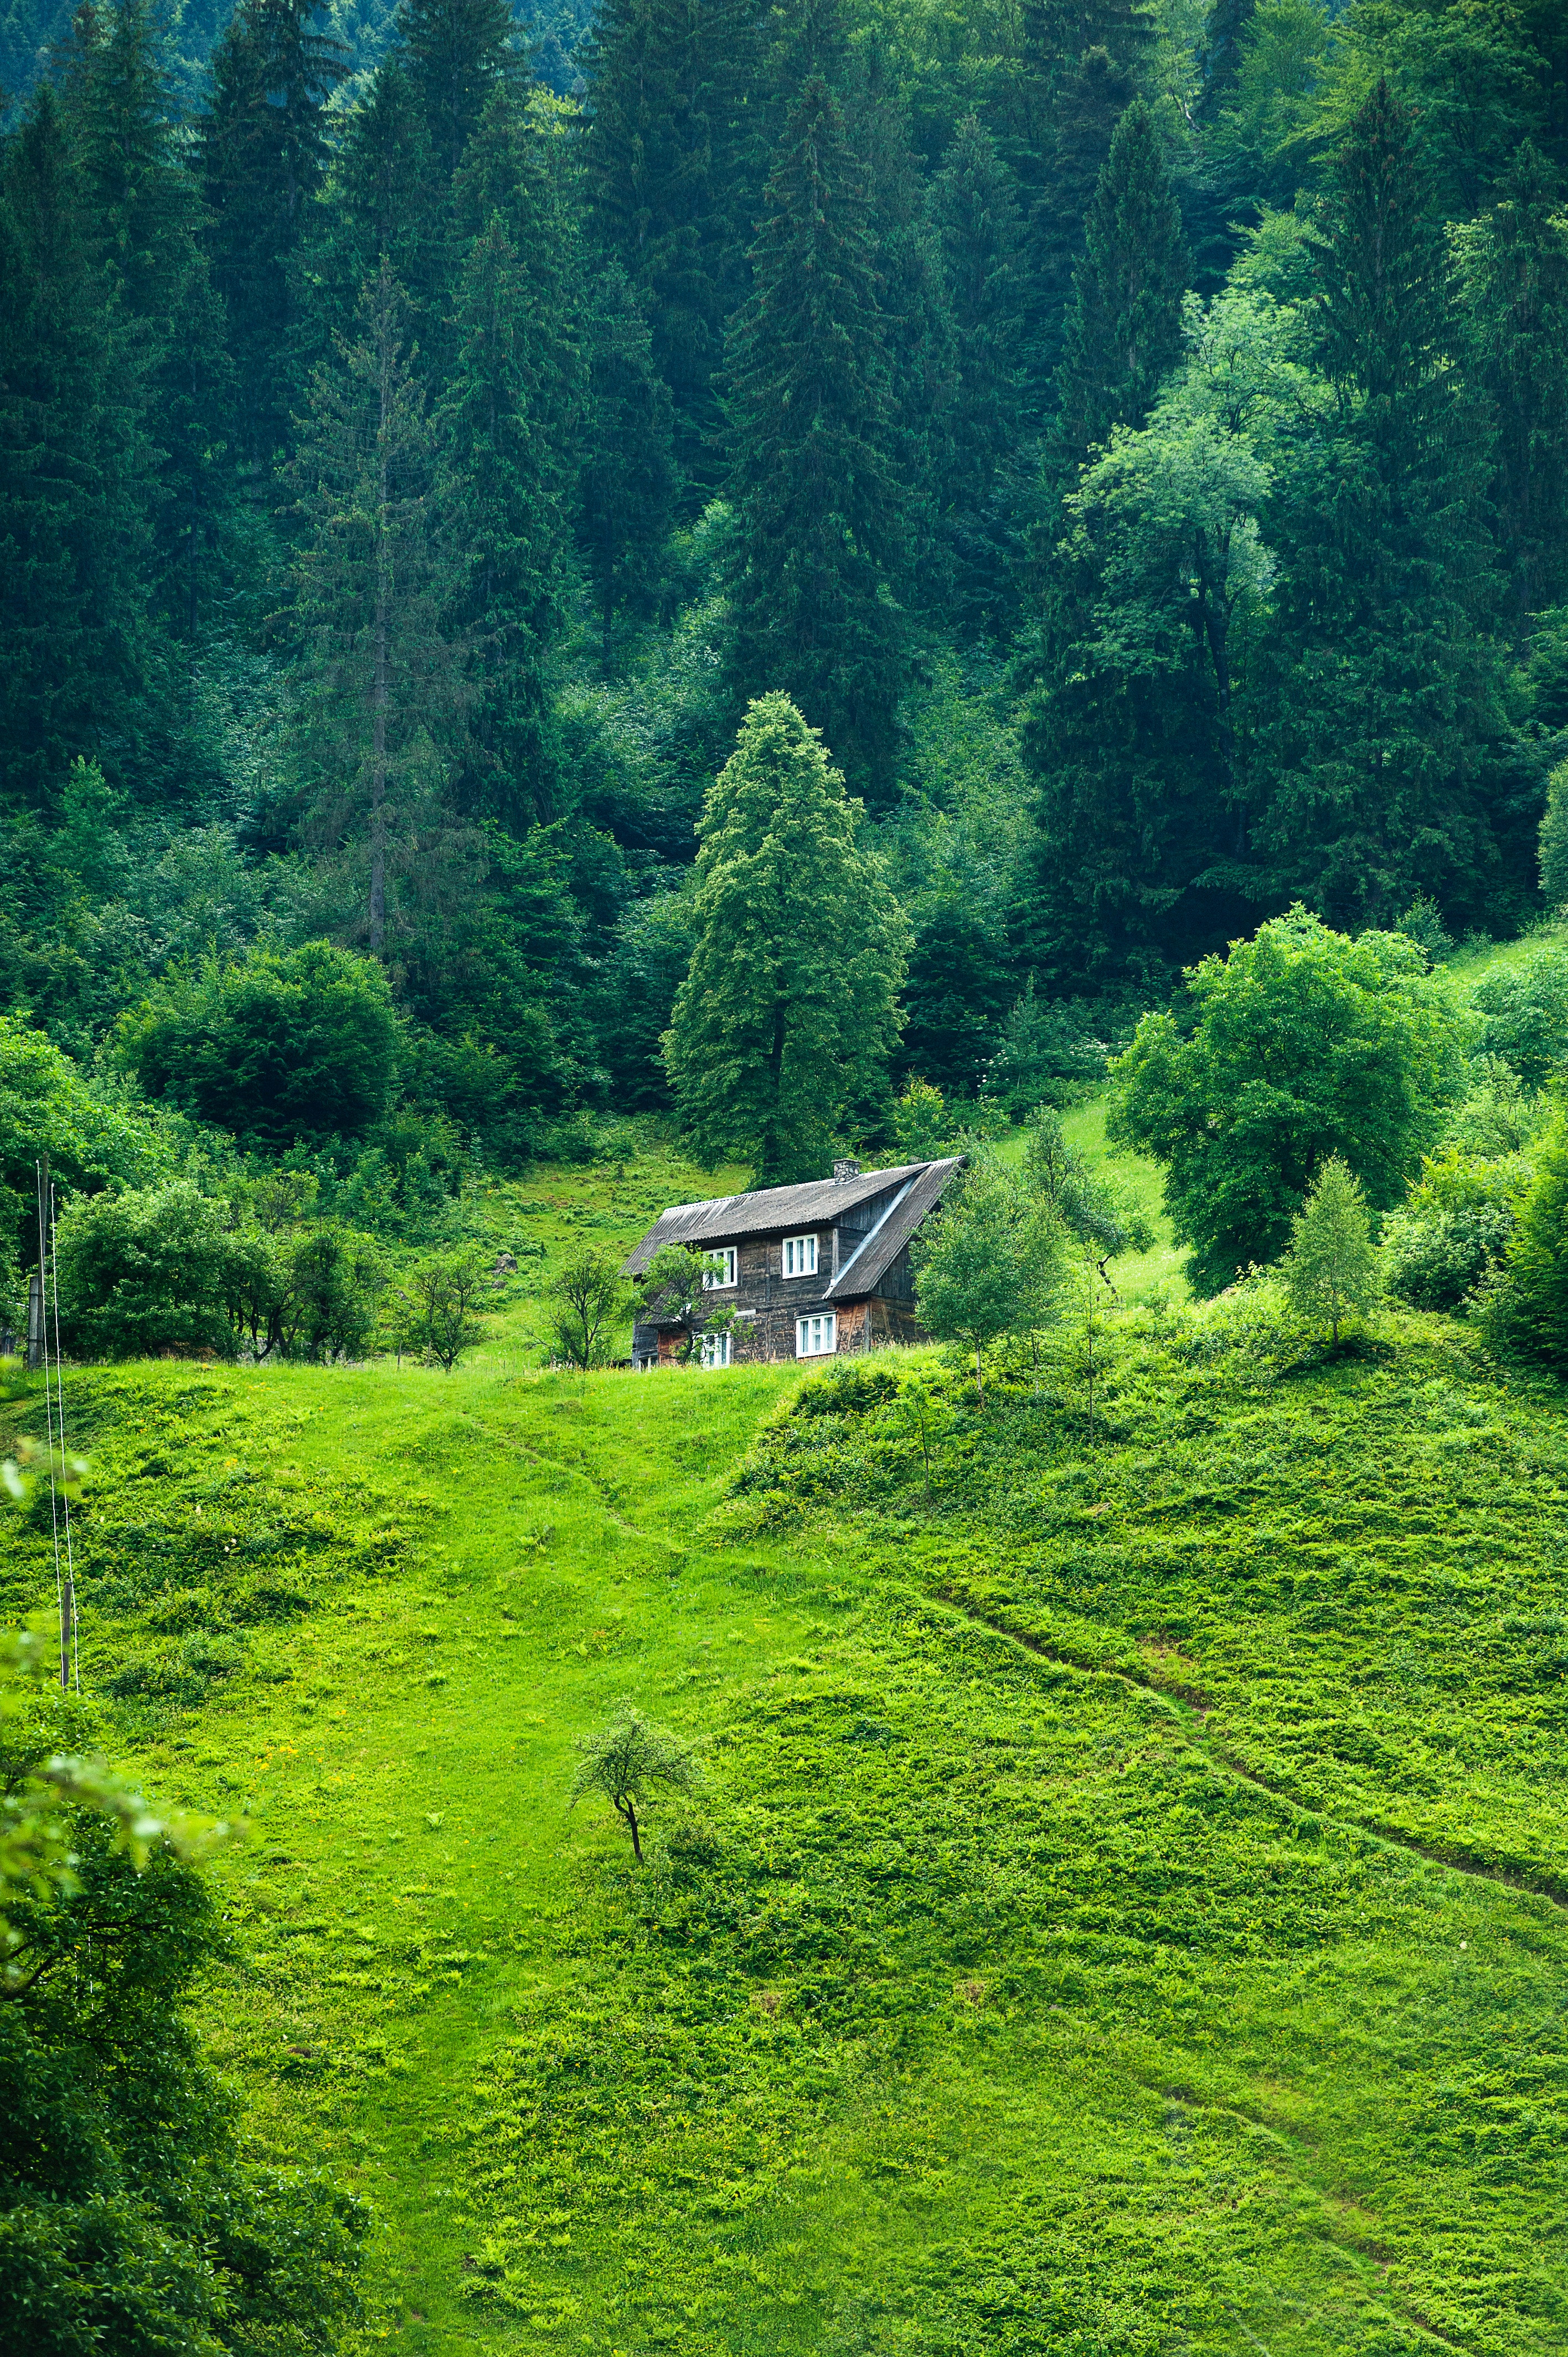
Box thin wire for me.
[35,1160,64,1688]
[47,1180,79,1694]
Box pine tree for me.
[1049,98,1188,477]
[1258,78,1502,924]
[396,0,520,181]
[1495,1113,1568,1367]
[581,0,762,490]
[664,694,909,1183]
[1453,142,1568,629]
[288,260,462,954]
[1281,1155,1382,1344]
[0,84,156,804]
[579,261,677,668]
[437,83,584,820]
[61,0,236,640]
[724,73,905,806]
[199,0,343,458]
[302,63,442,387]
[930,114,1027,636]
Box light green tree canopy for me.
[912,1156,1064,1403]
[1280,1153,1382,1342]
[1108,907,1466,1293]
[664,694,909,1183]
[570,1704,698,1863]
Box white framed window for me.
[699,1330,731,1368]
[703,1247,737,1289]
[796,1313,836,1357]
[782,1233,818,1279]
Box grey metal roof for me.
[826,1156,965,1299]
[621,1159,958,1280]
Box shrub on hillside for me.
[1384,1149,1531,1313]
[1484,1117,1568,1368]
[118,940,399,1149]
[1472,945,1568,1088]
[0,1015,169,1282]
[1108,908,1466,1293]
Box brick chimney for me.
[832,1158,861,1182]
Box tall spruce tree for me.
[437,83,584,821]
[200,0,343,458]
[930,114,1027,636]
[289,260,462,954]
[1453,142,1568,629]
[1048,97,1188,478]
[62,0,236,640]
[302,63,443,385]
[581,0,762,490]
[397,0,520,181]
[579,261,677,668]
[1256,78,1502,924]
[664,693,909,1182]
[0,85,156,804]
[724,71,905,805]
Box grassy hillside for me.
[8,1262,1568,2354]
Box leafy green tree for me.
[200,0,344,457]
[570,1703,697,1862]
[394,1247,493,1368]
[1490,1114,1568,1367]
[0,1713,365,2350]
[1108,908,1466,1292]
[632,1243,736,1364]
[1279,1153,1381,1342]
[55,1179,238,1359]
[1383,1147,1529,1314]
[547,1245,628,1368]
[118,940,400,1147]
[0,1014,167,1287]
[891,1076,958,1160]
[288,261,463,953]
[579,261,677,668]
[664,696,909,1183]
[1023,1107,1152,1267]
[912,1155,1062,1403]
[1471,944,1568,1086]
[724,74,906,805]
[1047,97,1188,480]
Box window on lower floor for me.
[700,1330,731,1368]
[796,1312,836,1357]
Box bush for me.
[0,1015,168,1280]
[1108,908,1466,1293]
[120,940,399,1149]
[984,978,1120,1116]
[1383,1149,1530,1313]
[55,1180,238,1359]
[1471,944,1568,1088]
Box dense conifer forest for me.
[6,0,1567,1187]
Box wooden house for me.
[622,1156,965,1367]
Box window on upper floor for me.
[703,1247,737,1289]
[782,1233,818,1278]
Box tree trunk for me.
[623,1798,643,1863]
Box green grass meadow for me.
[7,1102,1568,2354]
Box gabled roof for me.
[826,1157,964,1300]
[621,1157,965,1284]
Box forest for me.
[5,0,1568,1212]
